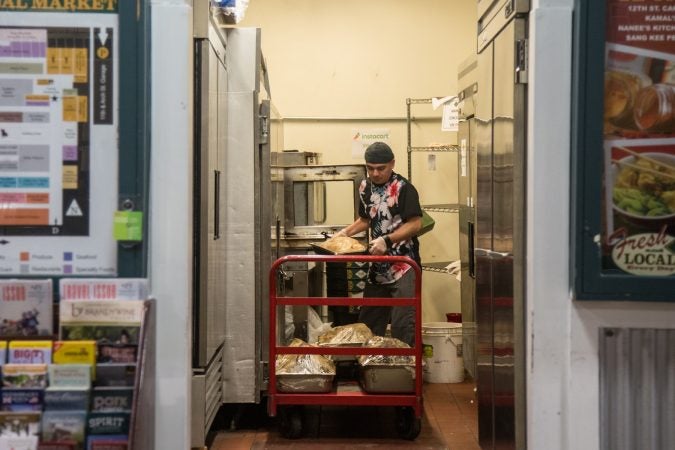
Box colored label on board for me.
[113,211,143,241]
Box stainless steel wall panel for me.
[258,99,272,373]
[222,27,267,403]
[223,90,259,403]
[600,328,675,450]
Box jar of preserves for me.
[604,70,652,130]
[633,83,675,134]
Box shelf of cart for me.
[408,145,459,153]
[274,392,420,407]
[274,296,417,306]
[274,346,417,356]
[422,204,460,213]
[273,381,420,408]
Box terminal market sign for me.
[0,0,118,12]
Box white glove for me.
[368,236,387,255]
[334,229,348,238]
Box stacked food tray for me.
[358,336,416,393]
[274,328,416,393]
[275,338,335,393]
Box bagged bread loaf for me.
[275,338,336,375]
[318,323,373,346]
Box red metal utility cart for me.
[268,254,423,439]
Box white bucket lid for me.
[422,322,462,335]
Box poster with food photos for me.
[602,0,675,276]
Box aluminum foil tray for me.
[277,373,335,393]
[359,365,415,393]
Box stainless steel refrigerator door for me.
[458,118,477,379]
[492,23,517,450]
[193,37,228,368]
[191,30,228,448]
[476,17,527,450]
[493,18,527,450]
[475,41,495,450]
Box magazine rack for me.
[129,298,156,450]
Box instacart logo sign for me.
[359,132,389,140]
[351,129,390,158]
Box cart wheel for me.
[279,406,303,439]
[395,407,421,440]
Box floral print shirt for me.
[358,172,422,284]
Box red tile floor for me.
[207,379,479,450]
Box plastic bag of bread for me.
[318,323,373,346]
[275,338,336,375]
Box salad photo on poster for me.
[604,141,675,276]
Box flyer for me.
[602,0,675,276]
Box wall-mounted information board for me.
[0,0,149,277]
[573,0,675,301]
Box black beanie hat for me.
[364,142,394,163]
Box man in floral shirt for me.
[336,142,422,346]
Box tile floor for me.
[208,379,479,450]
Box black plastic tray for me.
[309,242,368,256]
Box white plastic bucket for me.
[422,322,464,383]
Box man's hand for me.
[369,236,387,255]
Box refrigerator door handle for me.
[469,221,476,278]
[214,169,221,240]
[474,248,513,260]
[474,248,490,257]
[515,38,528,84]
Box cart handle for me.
[270,254,421,275]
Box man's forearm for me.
[387,216,422,244]
[341,217,370,237]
